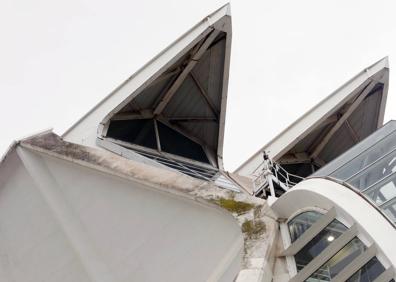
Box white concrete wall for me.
[0,148,243,282]
[0,150,92,282]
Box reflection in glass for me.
[364,173,396,205]
[295,219,347,272]
[347,151,396,190]
[305,237,366,281]
[382,202,396,223]
[331,130,396,181]
[312,121,396,224]
[288,211,323,243]
[346,257,385,282]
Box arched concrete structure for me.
[271,178,396,280]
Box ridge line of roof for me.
[62,4,231,140]
[235,57,389,174]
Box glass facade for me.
[305,237,366,281]
[294,219,347,271]
[285,124,396,281]
[346,257,385,282]
[288,211,323,243]
[312,121,396,224]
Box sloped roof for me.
[63,4,232,169]
[236,57,389,177]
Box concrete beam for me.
[289,224,358,282]
[311,81,376,158]
[373,267,395,282]
[153,30,220,116]
[332,244,376,282]
[282,207,336,256]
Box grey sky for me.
[1,0,395,171]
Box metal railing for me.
[100,137,241,192]
[272,163,305,188]
[253,159,305,197]
[135,149,217,180]
[133,150,240,192]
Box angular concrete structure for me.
[1,4,395,282]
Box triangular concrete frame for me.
[63,4,232,170]
[236,57,389,177]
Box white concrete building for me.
[0,4,395,282]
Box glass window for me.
[305,237,366,281]
[346,257,385,282]
[106,119,211,164]
[311,122,396,229]
[295,219,347,272]
[107,119,158,150]
[382,201,396,223]
[156,121,210,164]
[347,151,396,191]
[331,130,396,181]
[364,173,396,205]
[288,211,323,243]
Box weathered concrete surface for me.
[14,131,279,281]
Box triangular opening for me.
[278,82,386,178]
[102,29,229,171]
[236,58,389,193]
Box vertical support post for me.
[153,119,161,152]
[263,159,275,197]
[263,151,276,197]
[267,174,276,197]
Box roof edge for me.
[235,57,390,175]
[1,128,54,166]
[62,4,232,143]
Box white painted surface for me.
[0,147,243,281]
[271,178,396,269]
[236,58,389,176]
[236,269,264,282]
[62,5,231,155]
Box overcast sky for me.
[1,0,395,171]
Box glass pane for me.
[331,130,396,181]
[347,151,396,191]
[346,257,385,282]
[382,201,396,223]
[364,173,396,205]
[305,237,366,282]
[288,211,323,243]
[295,219,348,272]
[157,121,210,163]
[107,119,158,150]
